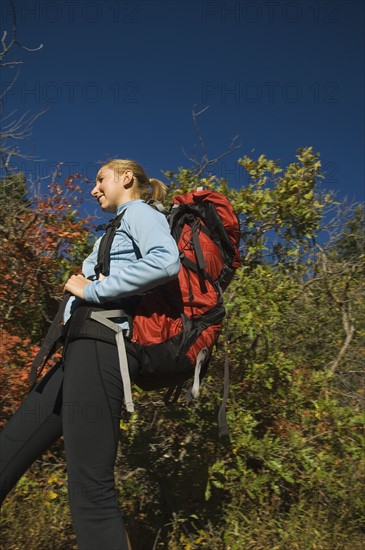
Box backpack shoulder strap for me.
[94,200,168,278]
[94,209,127,277]
[146,199,168,215]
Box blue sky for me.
[1,0,364,213]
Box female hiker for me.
[0,159,181,550]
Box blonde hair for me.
[102,158,167,203]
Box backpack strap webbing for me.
[28,292,70,389]
[190,220,206,271]
[94,210,127,277]
[89,310,134,413]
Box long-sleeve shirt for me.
[64,199,180,323]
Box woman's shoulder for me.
[127,199,158,211]
[124,200,165,220]
[122,200,170,241]
[126,200,146,209]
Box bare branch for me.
[0,106,48,172]
[18,42,43,54]
[0,1,46,174]
[329,302,355,373]
[1,60,24,67]
[180,145,200,167]
[192,104,210,168]
[0,68,20,106]
[1,107,48,138]
[315,239,359,374]
[182,105,242,177]
[0,1,43,67]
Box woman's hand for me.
[64,274,91,299]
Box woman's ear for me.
[122,170,134,189]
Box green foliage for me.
[334,205,365,264]
[0,172,28,219]
[1,462,77,550]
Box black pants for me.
[0,338,140,550]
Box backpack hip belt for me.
[65,303,135,412]
[68,304,217,414]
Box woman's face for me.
[91,167,132,213]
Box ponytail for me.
[148,178,167,202]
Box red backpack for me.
[29,189,240,434]
[130,190,240,394]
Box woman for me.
[0,159,181,550]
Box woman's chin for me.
[100,203,116,214]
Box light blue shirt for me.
[64,199,180,324]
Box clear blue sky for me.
[1,0,364,210]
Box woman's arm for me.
[75,202,180,304]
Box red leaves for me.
[1,171,94,424]
[0,332,41,425]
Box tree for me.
[0,0,46,172]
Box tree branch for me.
[329,302,355,373]
[0,1,45,173]
[0,1,43,67]
[181,105,241,177]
